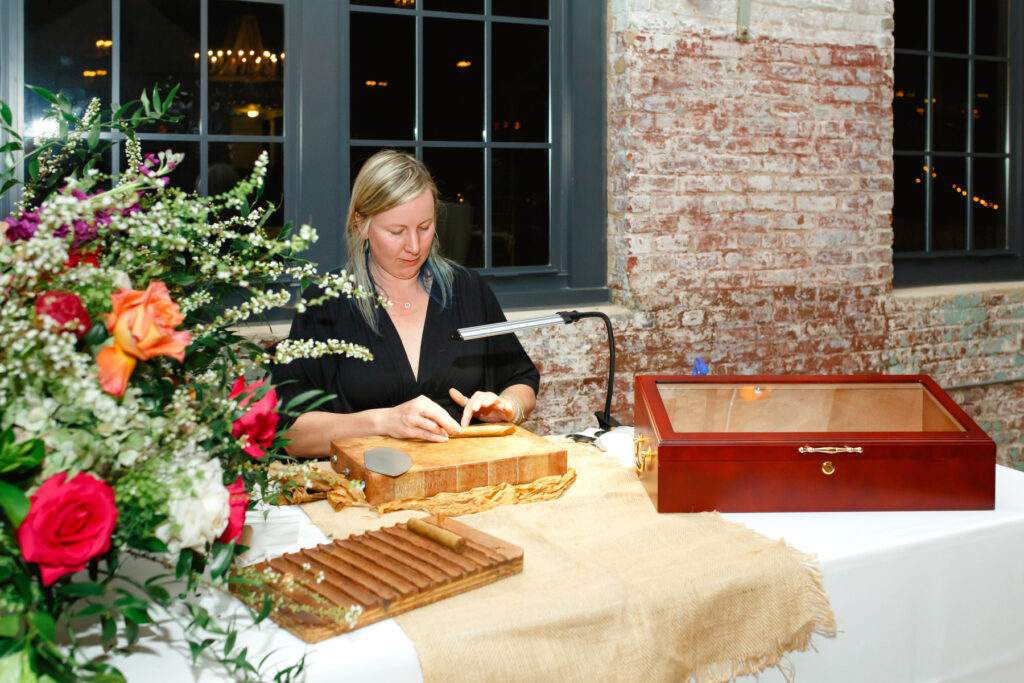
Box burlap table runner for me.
[301,439,836,682]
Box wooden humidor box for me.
[633,375,995,512]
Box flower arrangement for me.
[0,87,370,681]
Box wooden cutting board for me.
[330,424,567,504]
[232,516,524,643]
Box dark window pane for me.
[424,1,482,14]
[492,23,548,142]
[423,148,483,267]
[352,0,415,9]
[932,57,967,151]
[492,0,548,20]
[122,0,200,134]
[975,0,1009,56]
[893,155,927,252]
[934,2,968,54]
[492,148,548,267]
[971,157,1006,250]
[24,0,111,128]
[119,141,200,195]
[424,19,483,141]
[973,60,1007,154]
[893,0,927,51]
[208,1,285,136]
[893,54,927,151]
[209,142,285,235]
[351,13,415,140]
[931,158,967,250]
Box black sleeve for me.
[269,287,352,419]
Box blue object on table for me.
[693,358,709,375]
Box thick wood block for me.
[233,516,524,643]
[331,424,567,505]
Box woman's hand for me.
[380,395,461,442]
[449,388,518,427]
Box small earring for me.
[363,238,369,253]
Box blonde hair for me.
[345,150,455,333]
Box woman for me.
[273,150,539,457]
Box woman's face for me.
[361,189,435,282]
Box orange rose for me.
[97,281,192,396]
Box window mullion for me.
[483,0,493,269]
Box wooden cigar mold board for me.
[235,516,524,643]
[330,424,568,505]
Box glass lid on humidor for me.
[654,381,966,433]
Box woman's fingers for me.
[450,389,513,426]
[389,396,460,441]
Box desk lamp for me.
[453,311,620,431]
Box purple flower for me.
[5,211,41,241]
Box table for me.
[97,439,1024,682]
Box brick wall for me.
[513,0,1024,469]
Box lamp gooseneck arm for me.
[559,310,618,430]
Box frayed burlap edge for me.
[268,461,577,516]
[689,545,837,683]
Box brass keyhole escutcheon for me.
[822,461,835,475]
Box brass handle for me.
[822,461,835,475]
[799,446,863,454]
[633,435,653,474]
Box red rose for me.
[35,291,91,339]
[218,478,250,544]
[17,472,118,585]
[66,248,100,269]
[228,377,279,458]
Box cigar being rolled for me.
[450,424,515,438]
[407,517,467,553]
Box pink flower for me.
[218,478,250,544]
[17,472,118,586]
[228,377,279,458]
[35,291,91,339]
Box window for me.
[5,0,289,234]
[334,0,607,306]
[893,0,1024,286]
[1,0,606,307]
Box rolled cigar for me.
[450,424,515,438]
[407,517,467,553]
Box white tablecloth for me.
[99,449,1024,682]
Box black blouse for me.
[271,266,540,423]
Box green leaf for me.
[1,179,19,195]
[0,615,18,638]
[256,594,272,623]
[142,583,171,603]
[139,89,150,115]
[100,616,116,648]
[57,581,105,598]
[0,142,19,154]
[73,604,107,618]
[152,86,161,114]
[87,121,101,151]
[209,541,234,580]
[0,649,36,683]
[120,607,151,624]
[124,618,139,646]
[0,100,11,126]
[27,158,39,181]
[27,612,55,643]
[26,85,60,106]
[0,481,29,527]
[163,84,180,111]
[223,631,236,655]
